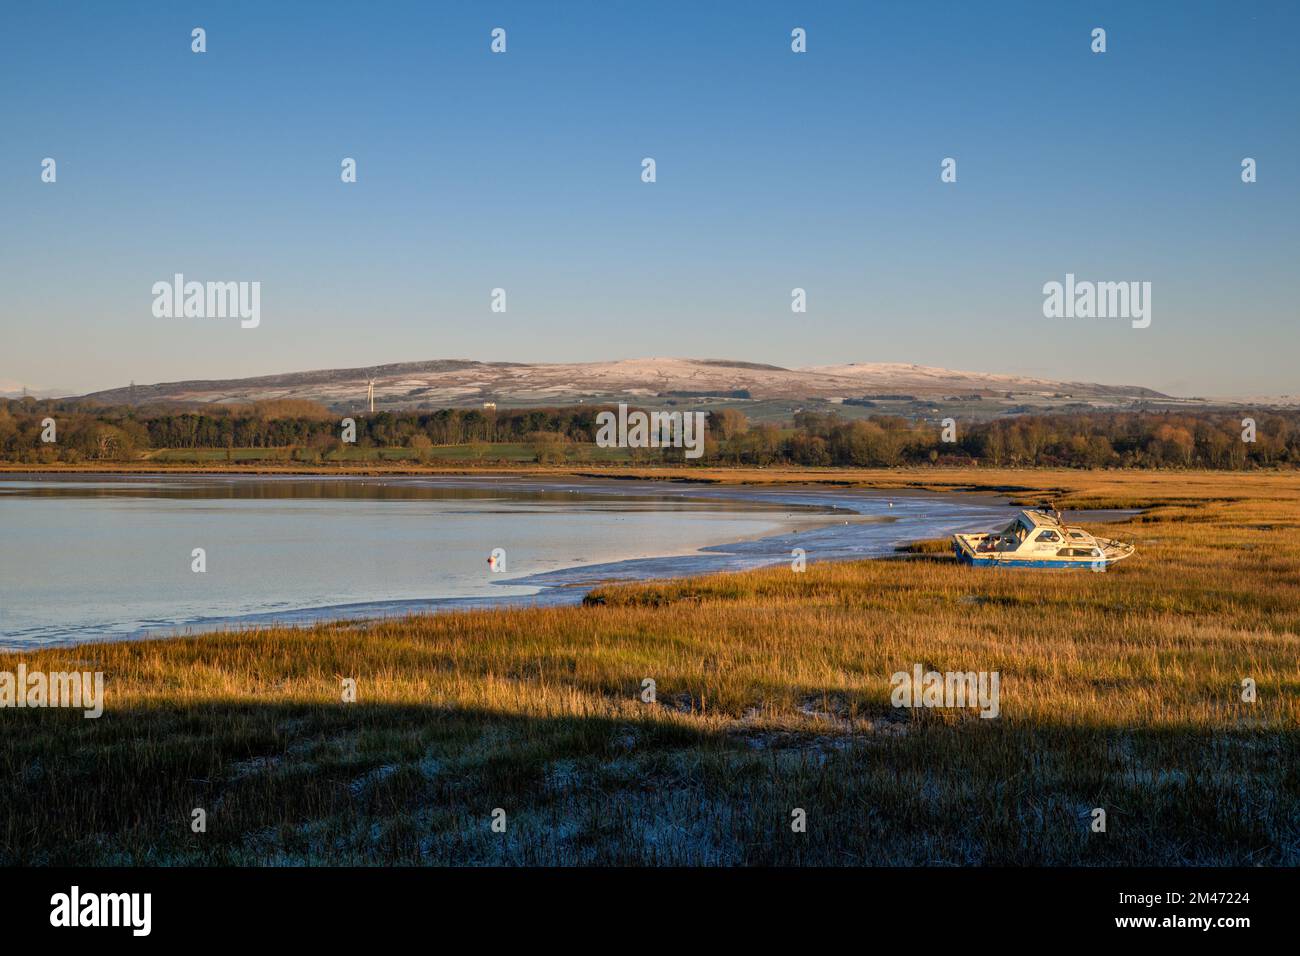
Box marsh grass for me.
[1,470,1297,865]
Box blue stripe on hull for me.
[955,549,1108,570]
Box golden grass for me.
[1,469,1297,865]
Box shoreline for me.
[3,461,1295,479]
[0,474,1015,651]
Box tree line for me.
[0,396,1296,469]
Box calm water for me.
[0,475,1010,648]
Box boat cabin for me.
[980,510,1103,558]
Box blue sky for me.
[2,1,1296,397]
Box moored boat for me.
[952,505,1134,570]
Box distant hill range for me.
[76,357,1185,418]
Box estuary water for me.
[0,475,1011,648]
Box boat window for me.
[1034,530,1060,542]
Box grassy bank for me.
[1,470,1297,865]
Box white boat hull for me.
[952,510,1135,570]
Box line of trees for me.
[0,396,1296,469]
[773,410,1293,469]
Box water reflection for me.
[0,476,1010,648]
